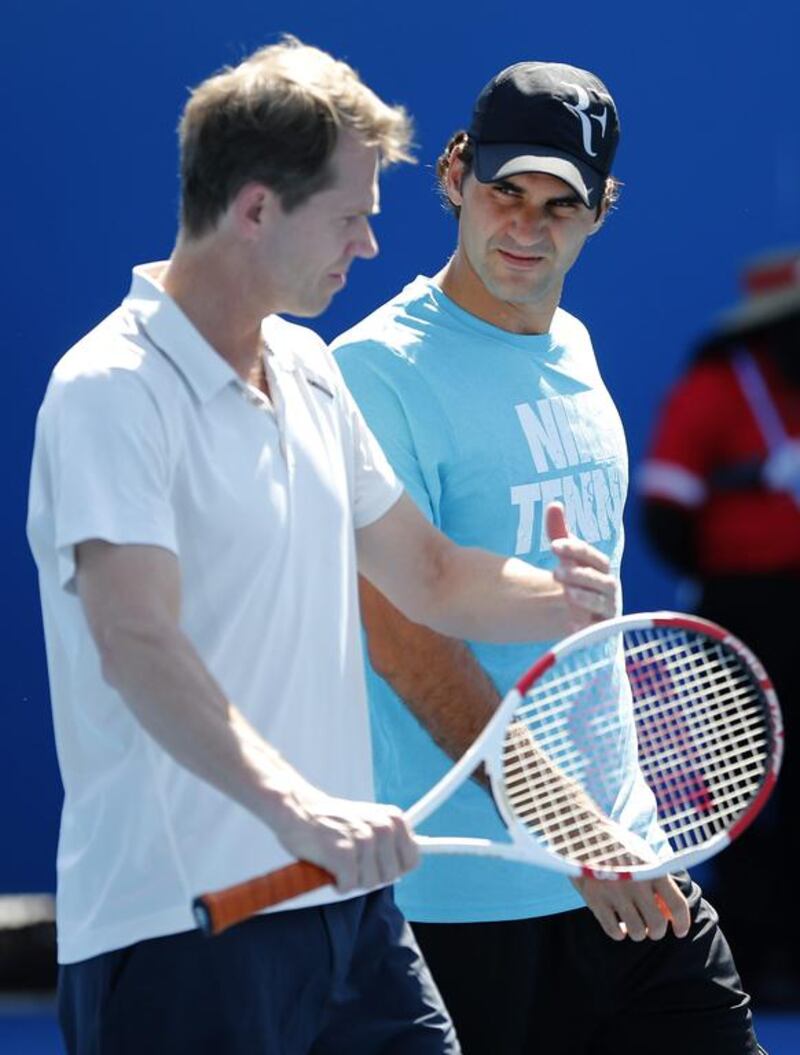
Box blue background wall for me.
[4,0,799,892]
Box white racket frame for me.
[406,611,783,880]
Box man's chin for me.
[484,269,554,306]
[280,294,334,319]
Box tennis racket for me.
[192,611,783,935]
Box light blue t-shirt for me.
[333,276,659,922]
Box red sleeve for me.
[649,361,739,473]
[640,361,741,507]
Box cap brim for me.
[473,143,604,208]
[715,287,800,337]
[696,288,800,354]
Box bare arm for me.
[75,540,418,892]
[360,575,500,757]
[356,495,617,643]
[358,501,690,941]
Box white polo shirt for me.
[27,264,403,963]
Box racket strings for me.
[626,630,769,849]
[501,723,648,868]
[514,639,753,729]
[499,626,773,871]
[507,646,627,830]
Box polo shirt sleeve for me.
[336,375,405,530]
[43,367,178,590]
[335,341,434,525]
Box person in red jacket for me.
[639,247,800,1008]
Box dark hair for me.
[435,130,621,220]
[435,132,474,218]
[179,37,413,239]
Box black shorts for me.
[412,875,765,1055]
[58,888,459,1055]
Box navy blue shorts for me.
[58,888,459,1054]
[412,874,765,1055]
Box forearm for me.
[423,543,574,642]
[361,580,648,867]
[363,532,568,643]
[384,540,578,645]
[358,494,615,644]
[93,614,420,890]
[75,539,420,891]
[94,614,313,838]
[360,576,500,761]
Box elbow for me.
[398,534,454,631]
[92,616,166,693]
[93,624,125,690]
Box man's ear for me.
[228,183,280,240]
[445,152,467,208]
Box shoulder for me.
[551,306,593,349]
[331,278,435,375]
[45,306,179,420]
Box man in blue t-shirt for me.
[333,62,764,1055]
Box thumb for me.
[545,500,570,543]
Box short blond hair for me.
[179,37,414,238]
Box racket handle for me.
[192,861,334,937]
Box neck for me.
[435,248,560,336]
[161,238,267,380]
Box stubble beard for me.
[481,259,558,309]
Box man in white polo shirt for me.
[27,39,627,1055]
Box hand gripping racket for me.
[192,612,783,935]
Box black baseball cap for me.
[468,62,620,209]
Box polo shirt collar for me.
[124,263,244,404]
[261,323,299,375]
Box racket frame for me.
[192,610,783,933]
[410,611,782,880]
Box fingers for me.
[652,876,691,938]
[575,882,629,941]
[589,886,652,942]
[545,500,569,543]
[553,563,617,624]
[546,505,616,626]
[553,563,615,598]
[546,501,612,577]
[562,586,616,622]
[361,809,420,887]
[306,801,419,895]
[571,875,692,942]
[628,886,670,940]
[551,536,611,573]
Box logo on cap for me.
[561,84,608,159]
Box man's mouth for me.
[496,248,547,268]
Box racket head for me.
[487,611,783,880]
